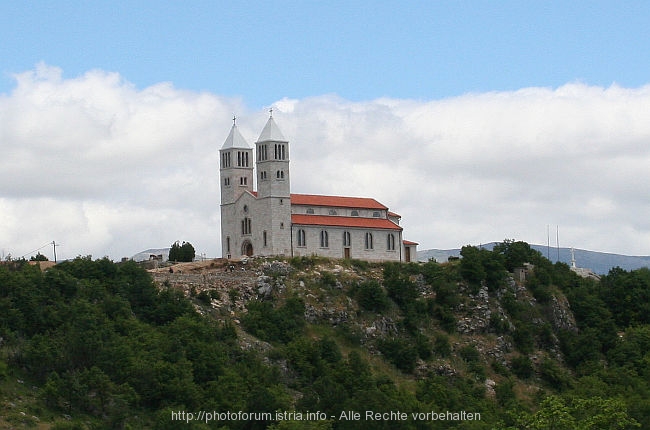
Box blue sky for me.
[2,1,649,107]
[2,1,650,261]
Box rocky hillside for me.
[149,255,578,403]
[2,244,646,429]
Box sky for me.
[1,1,650,261]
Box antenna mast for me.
[52,241,57,263]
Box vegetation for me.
[0,240,648,429]
[168,240,196,262]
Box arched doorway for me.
[242,240,253,257]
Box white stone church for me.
[220,114,418,262]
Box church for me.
[220,113,418,262]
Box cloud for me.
[2,64,650,260]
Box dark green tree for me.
[169,241,196,262]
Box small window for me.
[351,210,359,217]
[329,209,337,215]
[241,217,252,235]
[373,211,381,218]
[387,233,395,251]
[320,230,329,248]
[243,205,248,213]
[263,231,267,247]
[297,229,306,247]
[306,208,315,214]
[226,236,231,253]
[343,231,351,247]
[365,232,374,250]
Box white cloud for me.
[2,64,650,260]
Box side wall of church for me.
[292,225,403,262]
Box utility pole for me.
[52,241,57,263]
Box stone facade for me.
[220,115,417,262]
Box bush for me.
[354,280,390,312]
[377,338,417,373]
[433,334,451,357]
[511,355,534,379]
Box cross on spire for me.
[269,107,273,118]
[232,115,237,126]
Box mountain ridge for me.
[418,242,650,275]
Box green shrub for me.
[354,280,390,312]
[511,355,534,379]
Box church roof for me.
[292,214,402,230]
[257,115,286,142]
[291,193,388,210]
[221,123,250,150]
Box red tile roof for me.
[403,240,419,246]
[292,214,402,230]
[290,193,388,210]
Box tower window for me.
[221,152,232,168]
[226,236,231,253]
[224,177,230,186]
[240,177,248,185]
[297,229,306,247]
[320,230,329,248]
[258,144,268,161]
[365,232,374,250]
[237,151,249,167]
[263,231,268,247]
[276,170,284,179]
[274,143,286,160]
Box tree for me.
[169,241,195,262]
[30,252,49,261]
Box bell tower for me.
[220,118,253,258]
[220,118,253,204]
[255,111,292,255]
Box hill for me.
[0,246,647,429]
[419,242,650,274]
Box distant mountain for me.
[418,242,650,275]
[131,248,170,262]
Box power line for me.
[17,242,53,260]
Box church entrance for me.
[343,247,350,259]
[242,241,253,257]
[405,247,411,263]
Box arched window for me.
[241,218,251,235]
[320,230,329,248]
[329,209,337,215]
[343,231,351,247]
[276,170,284,179]
[306,208,315,214]
[365,232,373,250]
[297,229,306,247]
[351,210,359,217]
[387,233,395,251]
